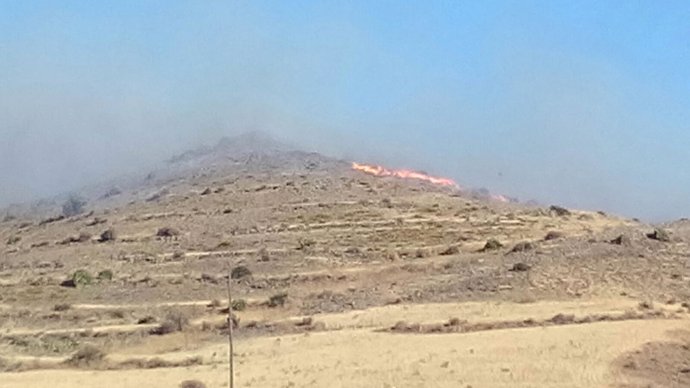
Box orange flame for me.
[351,162,459,188]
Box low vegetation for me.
[268,292,288,307]
[231,265,252,279]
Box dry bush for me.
[297,238,315,250]
[215,241,232,250]
[156,227,180,239]
[481,238,503,252]
[258,247,270,262]
[439,245,460,255]
[65,344,106,368]
[231,265,252,279]
[208,299,222,308]
[119,356,203,370]
[53,303,71,312]
[268,292,288,308]
[384,249,400,261]
[137,315,156,324]
[510,241,535,253]
[151,311,189,335]
[610,234,631,245]
[414,248,429,258]
[0,357,23,372]
[549,205,571,216]
[179,380,207,388]
[510,262,531,272]
[544,231,564,241]
[98,228,117,242]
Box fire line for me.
[351,162,459,188]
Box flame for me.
[351,162,459,188]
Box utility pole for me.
[226,270,234,388]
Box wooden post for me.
[227,270,234,388]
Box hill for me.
[1,133,689,387]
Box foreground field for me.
[3,299,689,388]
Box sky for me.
[1,1,689,221]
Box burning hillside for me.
[351,162,459,188]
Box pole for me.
[226,270,234,388]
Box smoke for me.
[1,2,688,221]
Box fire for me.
[351,162,459,188]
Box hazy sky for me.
[1,1,689,220]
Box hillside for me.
[1,133,690,388]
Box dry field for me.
[2,136,690,387]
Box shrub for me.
[510,241,535,253]
[152,311,189,335]
[97,270,113,282]
[65,345,105,367]
[71,270,93,287]
[156,227,180,238]
[610,234,631,245]
[544,231,564,241]
[179,380,207,388]
[647,229,670,242]
[231,299,247,312]
[98,228,116,242]
[268,292,288,308]
[549,205,571,217]
[511,262,531,272]
[6,236,20,245]
[439,245,460,255]
[62,195,87,217]
[231,265,252,279]
[297,238,315,250]
[137,316,156,324]
[53,303,71,312]
[258,247,270,262]
[481,239,503,252]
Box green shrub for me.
[71,270,93,287]
[231,299,247,311]
[97,270,113,282]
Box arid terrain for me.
[1,133,690,387]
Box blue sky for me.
[1,1,689,220]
